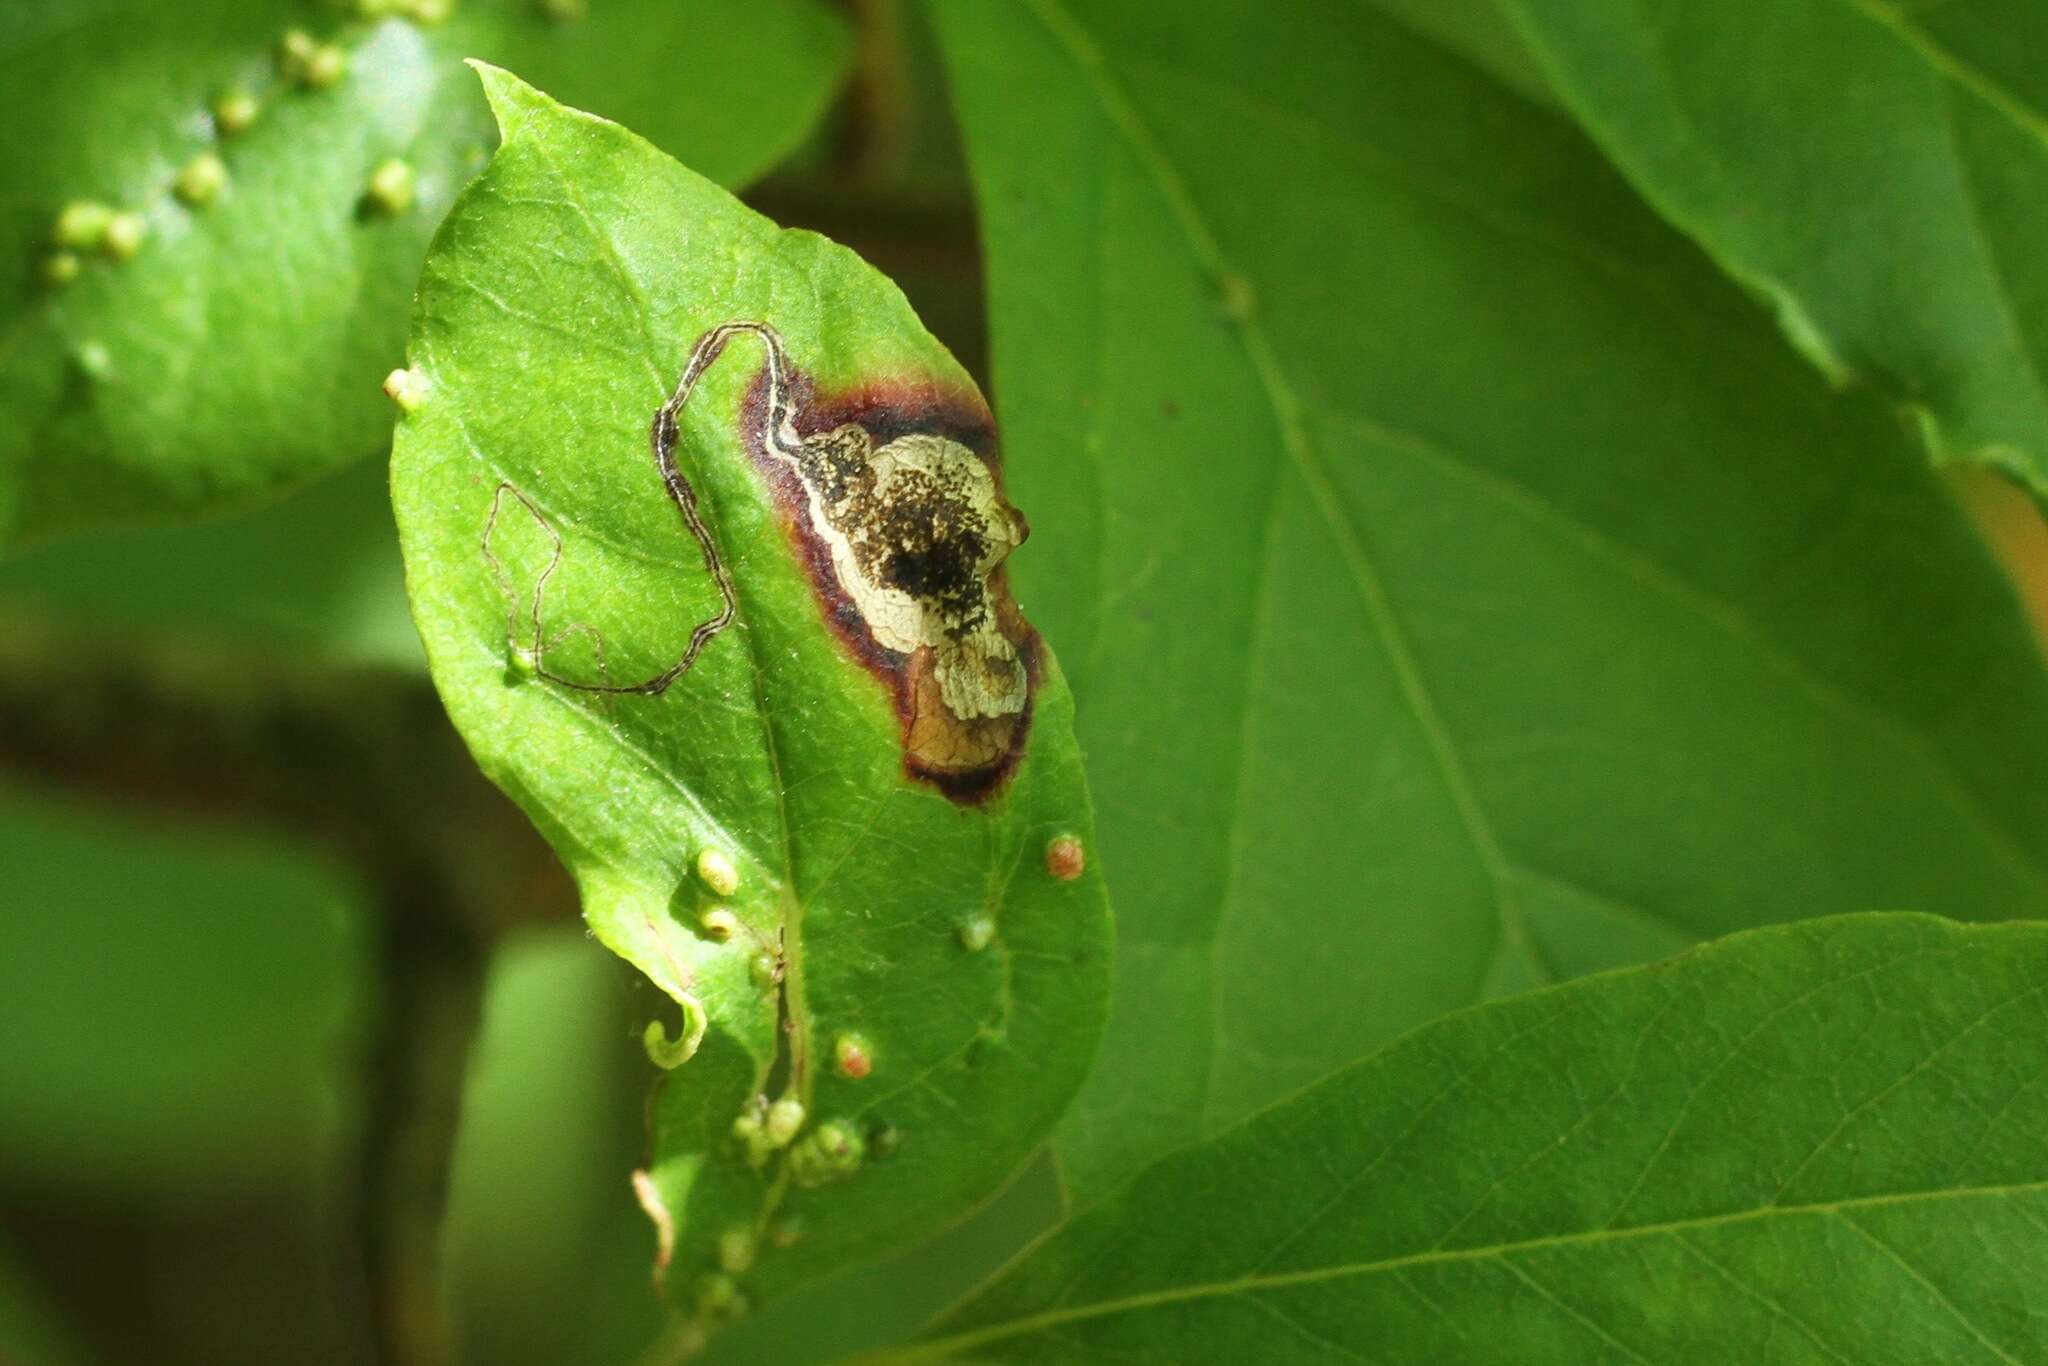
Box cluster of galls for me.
[41,7,445,293]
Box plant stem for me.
[0,609,575,1362]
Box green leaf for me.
[1501,0,2048,489]
[891,913,2048,1363]
[930,0,2048,1203]
[0,778,366,1196]
[389,67,1111,1333]
[0,0,848,548]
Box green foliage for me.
[390,68,1110,1329]
[1504,0,2048,490]
[932,0,2048,1205]
[0,0,847,548]
[8,1,2048,1361]
[894,914,2048,1364]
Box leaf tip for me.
[468,60,551,141]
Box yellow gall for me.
[764,1096,805,1147]
[212,90,260,137]
[695,846,739,896]
[174,153,228,208]
[53,201,114,251]
[365,159,415,216]
[101,211,147,261]
[382,367,427,413]
[957,913,995,953]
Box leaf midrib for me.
[513,117,832,1263]
[1022,0,1551,1107]
[892,1178,2048,1360]
[1028,2,2048,1023]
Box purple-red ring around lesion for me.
[738,364,1041,806]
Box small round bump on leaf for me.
[406,0,457,22]
[730,1097,766,1144]
[541,0,587,20]
[365,159,415,216]
[868,1121,902,1160]
[1045,834,1085,882]
[749,951,780,990]
[694,846,739,896]
[698,907,740,941]
[767,1218,802,1249]
[382,367,428,413]
[281,32,347,89]
[716,1226,755,1275]
[101,211,147,261]
[278,29,317,72]
[74,342,112,380]
[53,201,114,251]
[832,1032,873,1080]
[212,89,260,136]
[174,153,228,208]
[763,1096,805,1147]
[695,1272,745,1320]
[42,252,80,289]
[957,913,995,953]
[787,1119,866,1188]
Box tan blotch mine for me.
[1045,833,1085,882]
[695,846,739,897]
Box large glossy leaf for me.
[889,913,2048,1363]
[390,68,1110,1336]
[1502,0,2048,490]
[930,0,2048,1203]
[0,0,847,548]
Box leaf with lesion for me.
[0,0,848,549]
[390,67,1110,1334]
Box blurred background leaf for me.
[932,0,2048,1202]
[0,779,370,1363]
[6,1,2048,1361]
[893,914,2048,1364]
[1505,0,2048,492]
[0,0,849,548]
